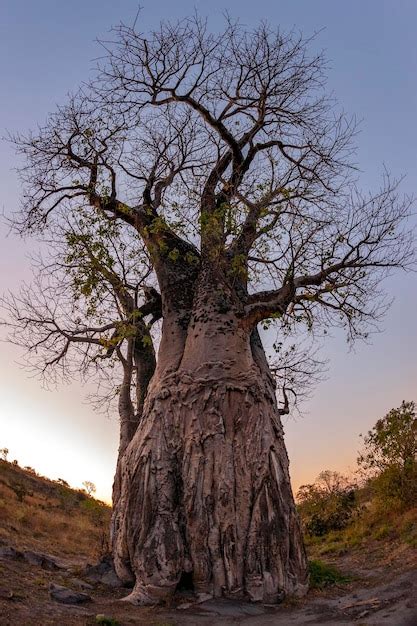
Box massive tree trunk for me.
[111,269,308,604]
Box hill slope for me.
[0,460,110,562]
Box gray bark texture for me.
[111,270,308,604]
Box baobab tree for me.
[3,199,320,563]
[8,17,413,604]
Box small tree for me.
[82,480,97,497]
[358,401,417,507]
[0,448,9,461]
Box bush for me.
[56,478,69,487]
[81,498,107,526]
[297,471,359,537]
[57,485,83,511]
[95,616,120,626]
[11,482,30,502]
[308,560,351,589]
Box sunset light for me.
[1,1,417,623]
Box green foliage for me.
[185,251,199,266]
[230,253,248,279]
[358,401,417,470]
[95,614,120,625]
[81,498,108,527]
[168,247,180,262]
[297,471,359,537]
[141,334,153,348]
[308,560,351,589]
[58,485,85,511]
[63,208,147,329]
[358,401,417,508]
[261,312,282,330]
[11,482,31,502]
[400,513,417,548]
[371,465,417,510]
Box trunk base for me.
[112,366,308,605]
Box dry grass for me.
[305,500,417,576]
[0,460,111,561]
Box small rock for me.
[49,582,91,605]
[70,578,94,591]
[85,555,123,588]
[101,570,123,588]
[0,546,22,560]
[196,592,214,603]
[23,551,60,570]
[0,589,15,600]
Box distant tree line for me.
[297,400,417,537]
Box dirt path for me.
[1,551,417,626]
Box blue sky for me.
[1,1,416,500]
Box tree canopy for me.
[358,401,417,474]
[9,17,414,343]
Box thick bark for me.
[111,324,156,548]
[111,274,308,603]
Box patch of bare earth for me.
[1,542,417,625]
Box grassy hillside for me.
[306,502,417,558]
[0,460,111,561]
[298,477,417,581]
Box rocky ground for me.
[1,542,417,625]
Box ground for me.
[1,544,417,625]
[1,461,417,625]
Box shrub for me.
[56,478,69,487]
[81,498,107,526]
[297,471,359,537]
[57,485,80,512]
[95,615,120,626]
[308,560,351,589]
[11,482,31,502]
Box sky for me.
[0,1,416,502]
